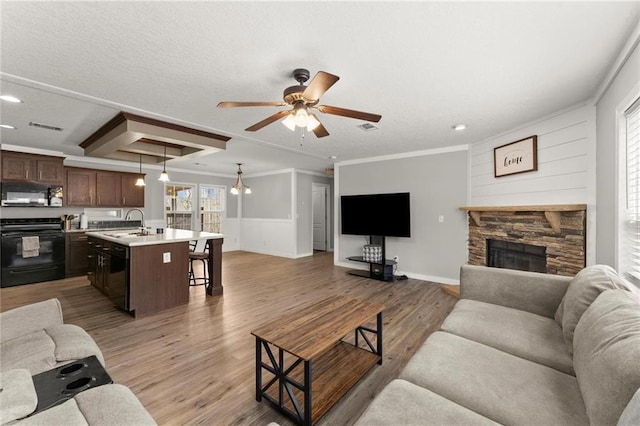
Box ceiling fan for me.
[217,68,382,138]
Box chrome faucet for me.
[124,208,147,234]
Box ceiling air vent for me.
[29,121,64,132]
[357,123,379,131]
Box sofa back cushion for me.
[555,265,629,354]
[573,289,640,426]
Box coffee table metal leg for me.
[256,337,262,401]
[303,360,312,426]
[377,311,383,365]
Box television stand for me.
[347,256,396,282]
[346,236,396,282]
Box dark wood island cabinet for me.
[86,229,223,317]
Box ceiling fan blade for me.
[302,71,340,101]
[217,101,286,108]
[312,121,330,138]
[317,105,382,122]
[245,110,291,132]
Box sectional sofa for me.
[355,264,640,425]
[0,298,155,425]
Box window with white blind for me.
[621,97,640,285]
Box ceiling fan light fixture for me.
[282,114,297,131]
[293,107,309,127]
[306,114,320,131]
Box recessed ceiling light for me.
[452,124,466,131]
[0,95,23,103]
[0,124,16,129]
[329,155,337,160]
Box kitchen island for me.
[86,229,224,317]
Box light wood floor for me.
[0,251,457,426]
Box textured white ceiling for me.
[1,1,639,175]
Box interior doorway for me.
[312,183,330,252]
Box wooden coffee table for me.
[251,295,384,425]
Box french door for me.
[165,184,195,230]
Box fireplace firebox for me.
[486,239,546,273]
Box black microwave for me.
[1,183,63,207]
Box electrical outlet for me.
[438,215,445,223]
[163,252,171,263]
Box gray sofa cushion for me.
[47,324,105,366]
[14,399,89,426]
[354,379,499,426]
[75,384,156,425]
[0,330,56,374]
[0,369,37,424]
[400,331,588,426]
[573,289,640,426]
[0,325,105,375]
[14,384,156,426]
[0,299,63,343]
[441,299,573,375]
[555,264,629,354]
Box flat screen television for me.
[341,192,411,237]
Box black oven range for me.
[0,218,65,287]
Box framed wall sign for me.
[494,135,538,177]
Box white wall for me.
[468,103,596,265]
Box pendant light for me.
[158,144,170,182]
[135,154,146,186]
[230,163,251,195]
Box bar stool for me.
[188,241,210,287]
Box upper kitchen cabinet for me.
[66,167,96,206]
[120,173,145,207]
[1,151,64,185]
[96,171,122,207]
[65,167,144,207]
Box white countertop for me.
[85,228,224,247]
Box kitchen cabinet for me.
[66,168,96,206]
[96,171,122,207]
[1,151,64,185]
[65,167,144,207]
[120,173,145,207]
[66,232,89,277]
[87,237,111,292]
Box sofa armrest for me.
[1,299,64,343]
[460,265,571,318]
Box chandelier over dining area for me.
[230,163,251,195]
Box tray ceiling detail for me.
[80,112,231,164]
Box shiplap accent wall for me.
[469,103,594,206]
[469,102,596,265]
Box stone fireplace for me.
[460,205,587,276]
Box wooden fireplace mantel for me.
[458,204,587,233]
